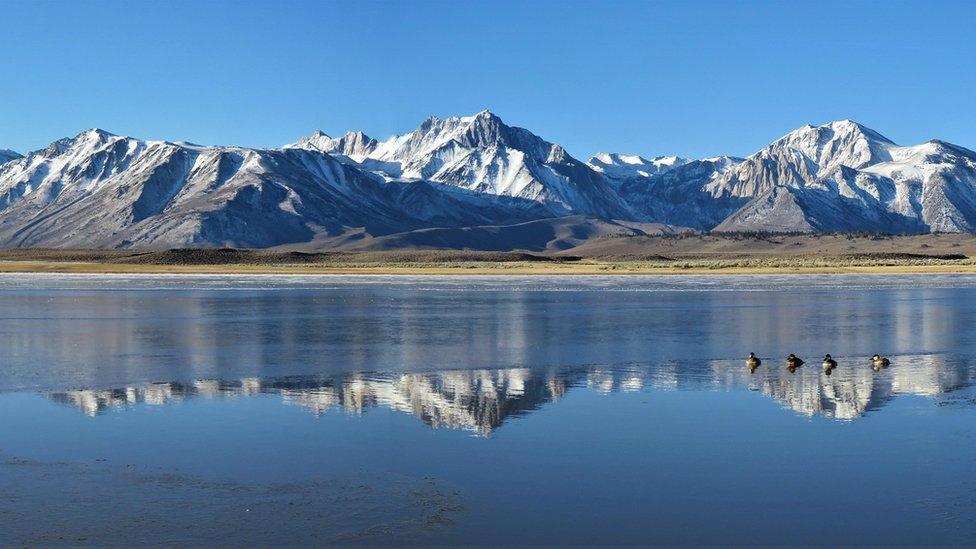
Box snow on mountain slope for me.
[587,153,689,182]
[288,110,632,219]
[770,119,895,172]
[1,115,976,249]
[708,120,896,199]
[616,156,745,229]
[0,129,546,248]
[289,115,976,234]
[288,130,378,162]
[712,121,976,233]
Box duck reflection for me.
[49,354,976,430]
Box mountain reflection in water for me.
[49,354,976,432]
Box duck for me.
[787,354,804,368]
[746,352,761,371]
[822,354,837,371]
[871,354,890,369]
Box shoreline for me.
[2,260,976,276]
[1,238,974,275]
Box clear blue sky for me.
[1,0,973,160]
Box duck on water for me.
[822,354,837,375]
[746,353,804,372]
[787,354,804,372]
[746,353,890,373]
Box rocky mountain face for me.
[588,153,689,182]
[613,155,745,230]
[712,121,976,232]
[0,149,21,165]
[0,113,974,249]
[0,127,548,248]
[287,110,631,219]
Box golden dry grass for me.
[1,258,974,275]
[0,238,974,275]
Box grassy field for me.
[0,243,974,275]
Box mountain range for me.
[1,111,974,249]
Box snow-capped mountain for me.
[587,153,689,182]
[1,113,975,249]
[615,155,745,229]
[287,110,631,220]
[713,121,976,232]
[0,127,546,247]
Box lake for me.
[2,274,975,546]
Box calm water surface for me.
[2,274,976,546]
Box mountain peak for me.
[285,129,377,158]
[400,109,545,158]
[421,109,503,130]
[285,130,334,151]
[782,119,893,144]
[592,152,650,165]
[37,128,122,157]
[0,149,21,164]
[587,152,690,181]
[76,128,118,140]
[342,130,372,140]
[764,119,895,171]
[921,139,976,160]
[472,108,498,120]
[825,119,894,144]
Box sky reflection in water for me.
[2,275,976,546]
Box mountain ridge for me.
[1,113,975,250]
